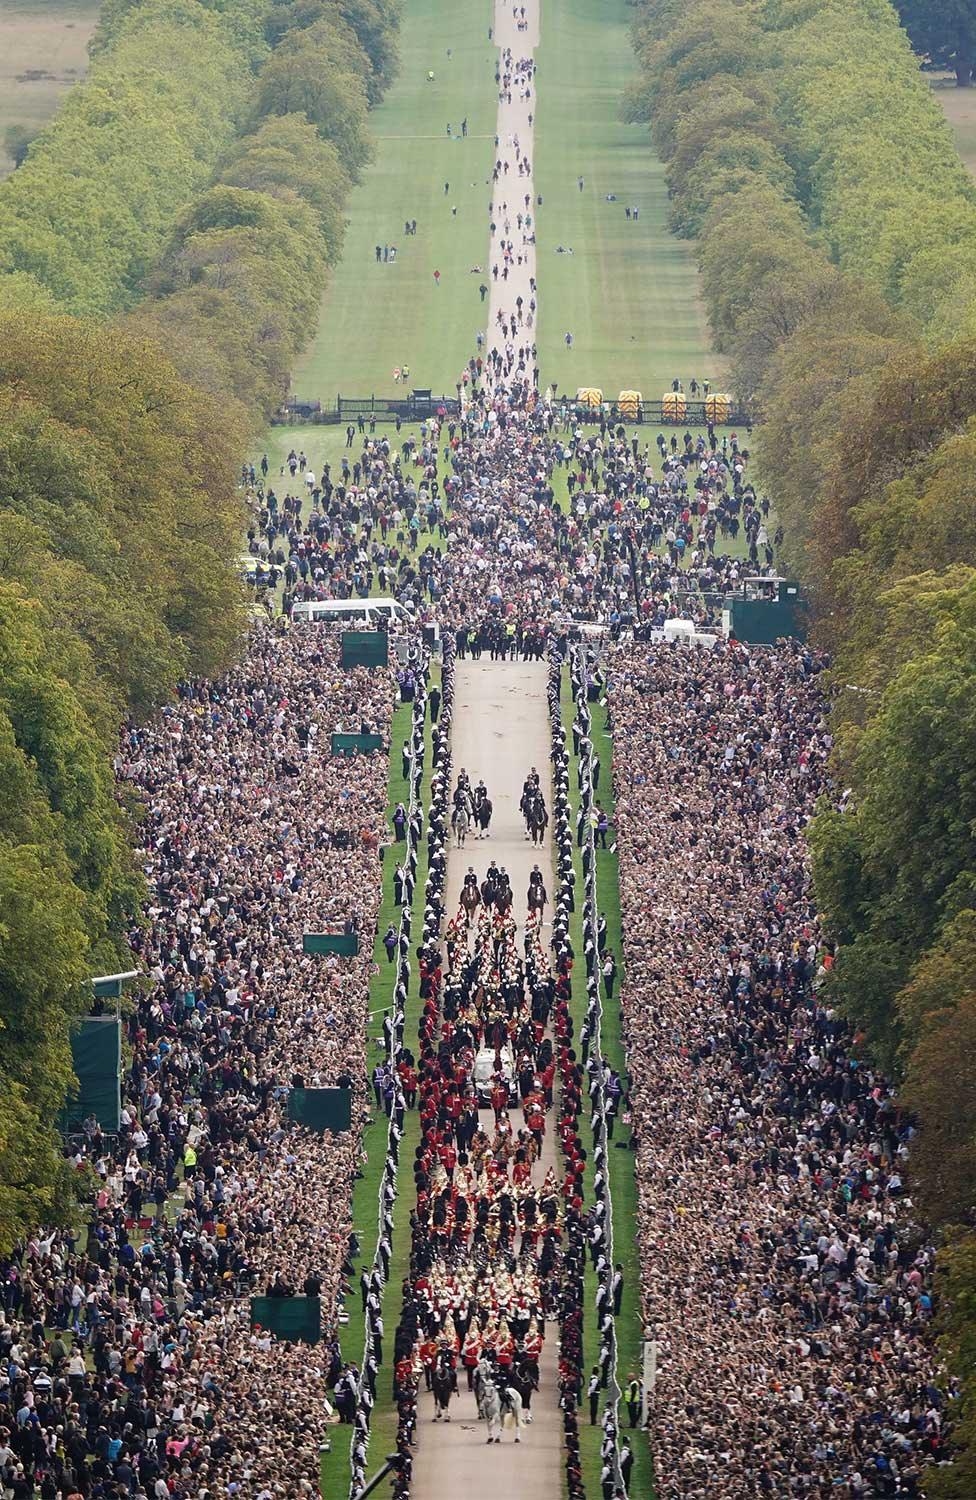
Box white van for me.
[651,619,721,649]
[290,596,414,626]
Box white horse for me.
[474,1356,524,1443]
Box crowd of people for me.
[240,370,775,652]
[609,638,945,1496]
[0,264,950,1500]
[0,628,400,1499]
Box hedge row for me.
[629,0,976,340]
[0,0,400,423]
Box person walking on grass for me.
[433,269,441,287]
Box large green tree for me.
[895,0,976,85]
[0,314,246,707]
[811,609,976,1068]
[0,596,131,1253]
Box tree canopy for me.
[895,0,976,85]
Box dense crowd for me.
[242,379,775,645]
[0,628,397,1500]
[1,344,949,1500]
[608,638,944,1497]
[437,388,769,635]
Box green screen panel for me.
[341,630,389,668]
[61,1017,121,1132]
[250,1295,321,1343]
[729,598,807,645]
[331,732,384,756]
[287,1087,353,1133]
[303,932,359,957]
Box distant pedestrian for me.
[433,269,441,287]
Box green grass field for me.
[534,0,722,400]
[0,0,98,177]
[288,0,497,404]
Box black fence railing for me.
[272,393,462,425]
[272,394,751,428]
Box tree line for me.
[627,0,976,1488]
[0,0,401,1252]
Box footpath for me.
[409,658,561,1500]
[486,0,539,383]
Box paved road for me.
[411,657,562,1500]
[486,0,539,381]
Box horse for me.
[526,799,548,846]
[460,883,481,926]
[474,1356,524,1443]
[430,1349,456,1422]
[452,804,470,848]
[509,1359,536,1423]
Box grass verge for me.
[0,0,98,178]
[288,0,496,401]
[533,0,722,400]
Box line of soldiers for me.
[455,619,549,660]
